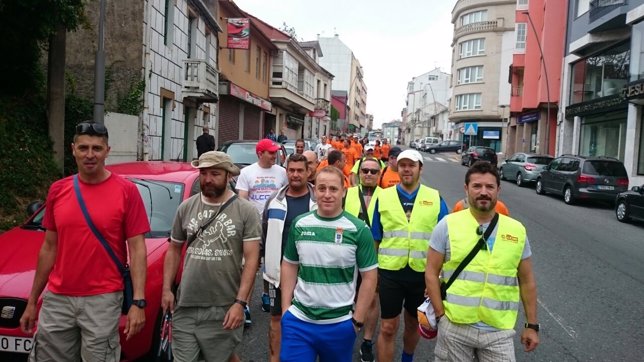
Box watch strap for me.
[525,322,540,332]
[234,299,248,308]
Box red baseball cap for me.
[256,139,280,153]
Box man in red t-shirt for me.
[20,122,150,361]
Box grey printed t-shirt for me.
[171,193,261,307]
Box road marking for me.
[437,157,447,162]
[537,298,577,340]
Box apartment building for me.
[561,0,644,185]
[319,35,369,135]
[508,0,565,156]
[404,68,451,142]
[449,0,516,152]
[217,0,276,143]
[66,0,221,161]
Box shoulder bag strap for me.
[185,194,238,248]
[442,212,499,293]
[357,186,371,228]
[73,174,126,275]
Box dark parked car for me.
[615,185,644,223]
[499,153,553,187]
[461,146,498,167]
[425,140,463,154]
[535,155,629,205]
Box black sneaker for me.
[360,340,374,362]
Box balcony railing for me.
[589,0,627,22]
[183,59,218,102]
[454,20,499,38]
[315,98,330,112]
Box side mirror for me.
[632,186,641,193]
[26,201,43,217]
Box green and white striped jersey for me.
[283,210,378,324]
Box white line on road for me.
[437,158,447,162]
[537,298,577,340]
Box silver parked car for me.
[500,153,553,187]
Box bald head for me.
[303,150,318,182]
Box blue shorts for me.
[280,310,356,362]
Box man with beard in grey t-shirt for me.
[162,151,261,362]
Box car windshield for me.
[23,179,184,238]
[583,161,627,177]
[527,156,553,165]
[225,143,258,166]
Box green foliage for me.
[117,79,146,115]
[0,97,60,229]
[0,0,86,96]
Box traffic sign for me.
[463,122,478,136]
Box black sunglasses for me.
[361,168,380,175]
[75,122,108,136]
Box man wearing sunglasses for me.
[425,161,539,361]
[21,122,150,361]
[343,156,382,362]
[370,149,449,362]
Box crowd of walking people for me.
[20,122,539,362]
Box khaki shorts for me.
[29,291,121,362]
[172,305,243,362]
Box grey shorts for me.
[29,291,122,362]
[433,317,516,362]
[172,305,243,362]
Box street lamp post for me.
[93,0,106,124]
[522,10,551,154]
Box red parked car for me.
[0,162,200,361]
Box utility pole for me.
[93,0,106,124]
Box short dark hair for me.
[73,121,109,143]
[295,138,305,146]
[465,161,500,186]
[328,150,343,165]
[287,153,308,170]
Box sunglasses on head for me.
[75,122,108,136]
[361,168,380,175]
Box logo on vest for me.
[501,233,519,243]
[420,200,434,206]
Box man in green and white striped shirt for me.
[280,166,378,362]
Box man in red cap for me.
[236,139,288,321]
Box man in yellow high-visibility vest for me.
[425,161,539,361]
[370,150,449,362]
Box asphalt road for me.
[238,152,644,361]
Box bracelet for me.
[234,299,247,308]
[352,317,364,329]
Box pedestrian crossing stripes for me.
[423,155,460,163]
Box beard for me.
[201,183,227,198]
[470,195,497,212]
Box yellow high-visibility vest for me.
[378,185,440,272]
[344,185,380,225]
[443,210,526,330]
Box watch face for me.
[134,299,147,308]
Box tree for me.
[280,22,298,40]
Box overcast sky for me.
[232,0,455,128]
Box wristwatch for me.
[234,299,248,308]
[352,317,364,330]
[525,322,540,332]
[132,299,147,308]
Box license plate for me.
[597,185,614,190]
[0,335,33,353]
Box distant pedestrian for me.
[196,126,216,157]
[262,153,317,362]
[267,129,277,142]
[302,150,319,184]
[295,139,306,154]
[20,121,150,361]
[379,146,402,189]
[162,151,261,362]
[277,131,288,143]
[425,161,539,361]
[280,166,378,362]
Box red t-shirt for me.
[43,173,150,296]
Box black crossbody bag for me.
[73,174,133,314]
[440,213,499,300]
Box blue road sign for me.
[464,122,478,136]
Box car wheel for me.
[536,179,545,195]
[468,159,475,167]
[563,186,575,205]
[516,173,523,187]
[456,148,462,154]
[616,200,630,223]
[499,167,506,180]
[429,149,436,154]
